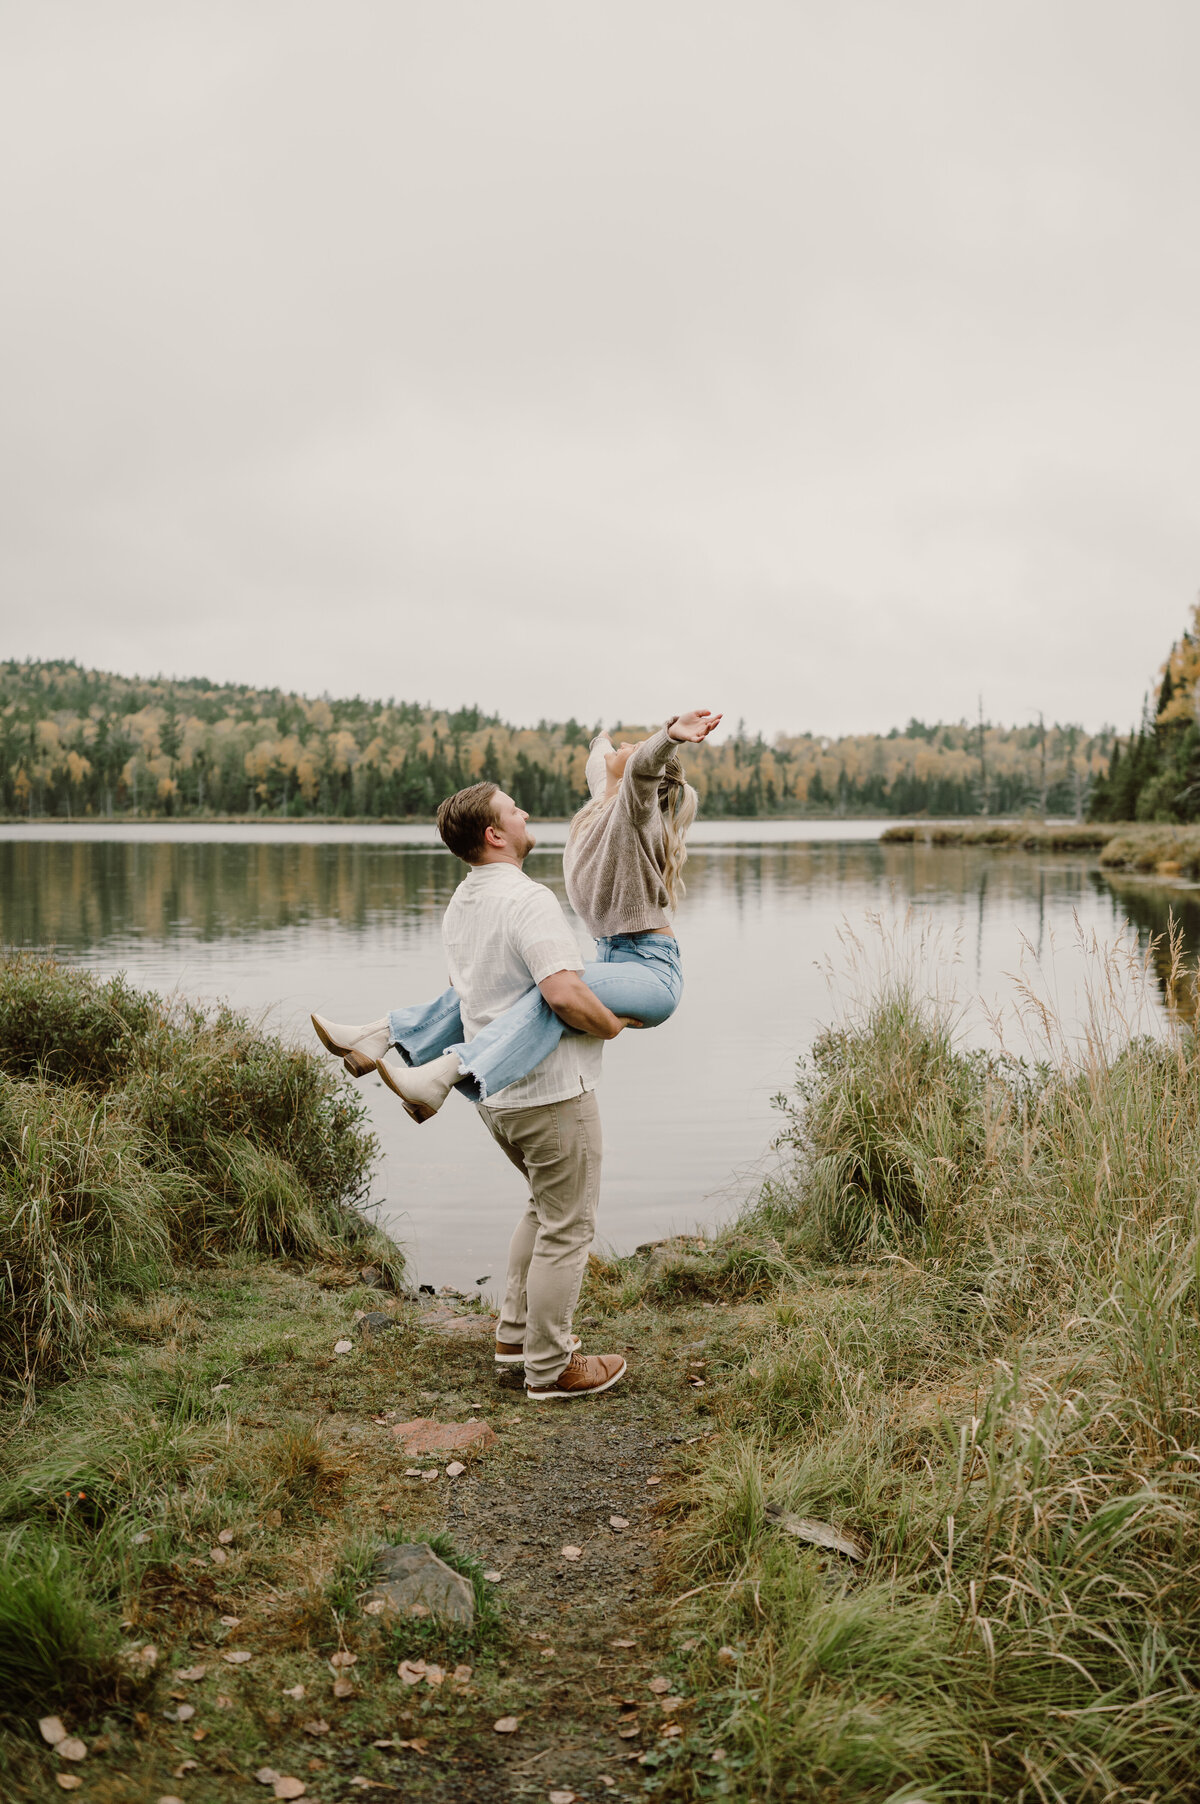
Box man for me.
[314,782,630,1400]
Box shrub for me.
[0,1532,126,1726]
[0,958,403,1384]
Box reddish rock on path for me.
[390,1418,498,1455]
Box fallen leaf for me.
[648,1677,670,1695]
[396,1737,429,1753]
[661,1724,683,1738]
[173,1760,199,1777]
[445,1460,466,1477]
[212,1382,232,1394]
[660,1696,688,1712]
[617,1726,640,1740]
[264,1508,283,1528]
[403,1467,424,1477]
[133,1643,159,1668]
[157,1797,187,1804]
[223,1649,253,1665]
[610,1638,636,1648]
[597,1780,616,1791]
[539,1646,556,1659]
[215,1694,234,1709]
[219,1614,241,1627]
[282,1684,305,1700]
[192,1727,209,1742]
[398,1660,426,1686]
[711,1747,727,1762]
[493,1716,520,1734]
[254,1770,280,1786]
[333,1339,354,1355]
[57,1738,88,1761]
[332,1677,354,1699]
[646,1476,662,1486]
[39,1717,67,1747]
[274,1782,307,1801]
[329,1650,357,1669]
[609,1516,629,1530]
[176,1665,207,1682]
[363,1598,387,1616]
[218,1528,235,1545]
[132,1530,152,1545]
[452,1664,472,1684]
[424,1663,445,1687]
[372,1739,395,1749]
[483,1569,503,1582]
[561,1545,582,1561]
[302,1719,330,1736]
[767,1509,867,1561]
[55,1780,82,1793]
[420,1468,439,1482]
[210,1546,228,1565]
[174,1703,196,1722]
[550,1793,577,1803]
[349,1782,372,1792]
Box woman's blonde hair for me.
[569,749,698,910]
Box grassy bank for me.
[883,819,1200,886]
[881,820,1113,850]
[637,924,1200,1801]
[6,943,1200,1801]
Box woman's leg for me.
[388,989,466,1068]
[446,943,682,1101]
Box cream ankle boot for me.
[374,1051,463,1123]
[311,1013,391,1078]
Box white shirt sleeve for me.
[509,885,586,984]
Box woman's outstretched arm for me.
[621,709,724,823]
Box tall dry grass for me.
[665,916,1200,1803]
[0,956,403,1385]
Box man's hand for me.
[539,970,628,1039]
[669,709,724,744]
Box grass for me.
[8,938,1200,1799]
[649,919,1200,1802]
[0,957,403,1387]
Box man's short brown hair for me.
[436,781,501,863]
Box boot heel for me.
[343,1049,376,1077]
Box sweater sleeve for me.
[620,725,679,826]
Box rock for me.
[359,1266,386,1289]
[363,1543,475,1627]
[390,1418,497,1456]
[433,1314,497,1343]
[360,1312,397,1337]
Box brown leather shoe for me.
[495,1333,580,1366]
[525,1352,627,1401]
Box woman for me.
[311,707,722,1121]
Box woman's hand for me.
[668,709,724,744]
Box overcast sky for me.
[2,2,1198,737]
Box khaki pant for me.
[478,1091,602,1386]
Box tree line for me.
[1,659,1108,821]
[1088,600,1200,823]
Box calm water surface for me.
[2,826,1193,1290]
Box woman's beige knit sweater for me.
[562,725,696,939]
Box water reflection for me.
[2,837,1194,1286]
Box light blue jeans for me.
[387,933,683,1103]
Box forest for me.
[1088,599,1200,823]
[0,659,1109,821]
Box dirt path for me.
[384,1297,719,1802]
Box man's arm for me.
[539,970,633,1040]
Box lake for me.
[2,824,1194,1291]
